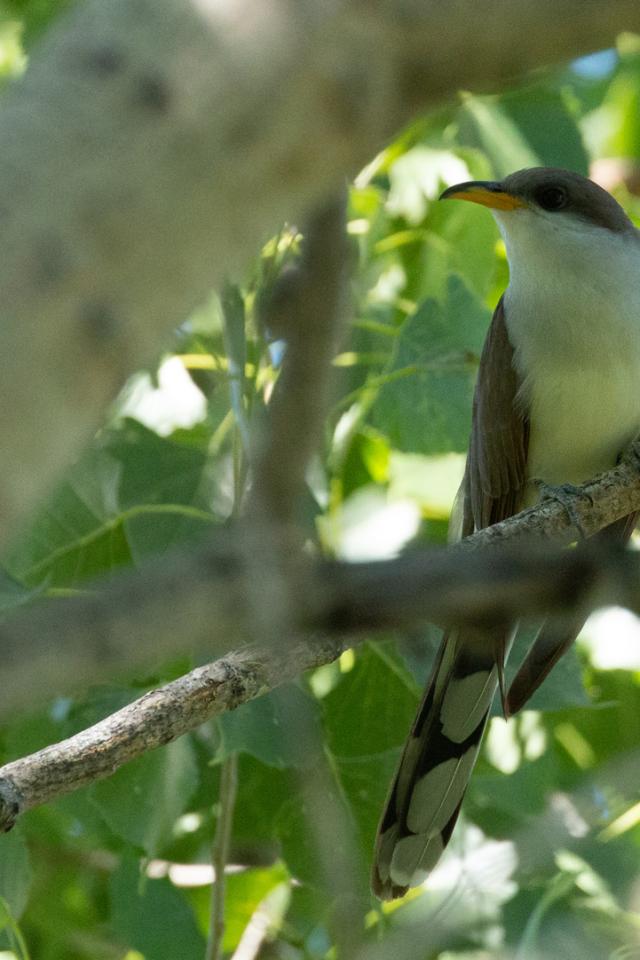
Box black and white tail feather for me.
[371,627,508,900]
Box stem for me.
[207,298,244,960]
[206,753,239,960]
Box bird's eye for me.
[534,186,568,211]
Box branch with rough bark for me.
[1,0,639,541]
[0,635,349,830]
[1,446,640,719]
[2,473,640,830]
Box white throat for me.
[494,208,640,487]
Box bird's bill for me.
[439,180,526,211]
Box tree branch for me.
[0,523,640,829]
[0,634,349,830]
[0,452,640,719]
[248,189,349,523]
[1,0,639,540]
[2,440,640,827]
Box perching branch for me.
[1,0,639,540]
[2,462,640,831]
[0,522,639,829]
[1,448,640,720]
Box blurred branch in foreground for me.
[1,445,640,719]
[2,496,640,827]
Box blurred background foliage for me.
[2,5,640,960]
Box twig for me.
[246,192,366,952]
[249,189,349,523]
[205,306,245,960]
[0,453,639,829]
[0,634,348,830]
[206,753,239,960]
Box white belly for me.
[525,364,640,485]
[491,205,640,499]
[503,256,640,491]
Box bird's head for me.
[440,167,636,277]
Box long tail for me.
[371,629,505,900]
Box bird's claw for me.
[532,478,592,540]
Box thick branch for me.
[0,454,640,718]
[1,0,639,539]
[0,530,639,829]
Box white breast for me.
[495,208,640,488]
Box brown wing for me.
[461,296,529,536]
[506,510,638,715]
[371,299,530,901]
[463,299,638,714]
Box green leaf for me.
[339,429,390,499]
[456,95,540,178]
[426,196,501,300]
[0,568,40,614]
[218,684,324,770]
[222,864,289,952]
[91,737,198,857]
[592,59,640,158]
[275,772,364,891]
[471,750,558,825]
[322,645,420,852]
[388,451,466,519]
[5,448,131,587]
[370,274,490,453]
[5,420,214,586]
[323,645,417,759]
[186,862,290,951]
[386,147,470,225]
[221,282,250,449]
[109,857,205,960]
[230,755,295,854]
[499,85,589,172]
[112,420,214,563]
[385,145,498,302]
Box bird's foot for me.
[532,478,593,540]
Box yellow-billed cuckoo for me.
[371,167,640,900]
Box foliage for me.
[2,12,640,960]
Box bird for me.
[371,167,640,901]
